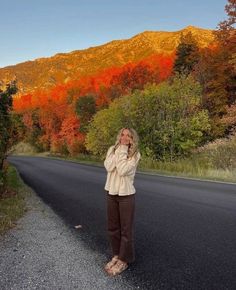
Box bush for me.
[86,75,211,160]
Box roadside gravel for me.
[0,184,136,290]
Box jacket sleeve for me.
[104,146,116,172]
[115,145,141,177]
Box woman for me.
[104,127,141,276]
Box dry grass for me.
[139,134,236,183]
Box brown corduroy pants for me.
[106,192,135,263]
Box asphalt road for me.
[8,156,236,290]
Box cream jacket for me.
[104,144,141,196]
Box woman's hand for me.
[120,139,130,146]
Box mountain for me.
[0,26,215,94]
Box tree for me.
[174,32,200,75]
[215,0,236,106]
[86,75,211,160]
[22,108,44,151]
[58,116,86,155]
[0,81,17,195]
[8,112,26,147]
[129,76,211,160]
[107,63,159,100]
[215,0,236,45]
[75,95,96,133]
[193,0,236,137]
[85,103,125,156]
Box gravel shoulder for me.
[0,183,136,290]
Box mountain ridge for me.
[0,26,215,93]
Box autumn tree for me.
[215,0,236,106]
[215,0,236,44]
[194,0,236,137]
[107,63,159,100]
[221,103,236,134]
[58,115,85,155]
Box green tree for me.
[0,81,17,195]
[25,109,44,151]
[75,95,96,133]
[86,75,211,160]
[8,112,26,146]
[129,76,211,160]
[85,102,125,156]
[174,32,200,75]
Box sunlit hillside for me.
[0,26,215,94]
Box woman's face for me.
[120,129,132,145]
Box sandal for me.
[107,259,128,276]
[104,255,119,272]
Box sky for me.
[0,0,228,68]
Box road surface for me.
[8,156,236,290]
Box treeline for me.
[8,0,236,162]
[12,54,174,155]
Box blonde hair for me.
[113,127,139,158]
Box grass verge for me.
[138,157,236,183]
[24,151,236,184]
[0,165,30,235]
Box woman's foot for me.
[104,255,119,272]
[107,259,128,276]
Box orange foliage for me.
[50,116,85,155]
[22,111,34,129]
[12,52,175,154]
[13,94,33,112]
[13,52,175,113]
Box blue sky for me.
[0,0,228,68]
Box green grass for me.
[0,165,30,235]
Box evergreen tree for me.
[174,32,200,75]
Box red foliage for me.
[12,52,175,153]
[13,94,33,112]
[22,111,34,129]
[13,52,175,113]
